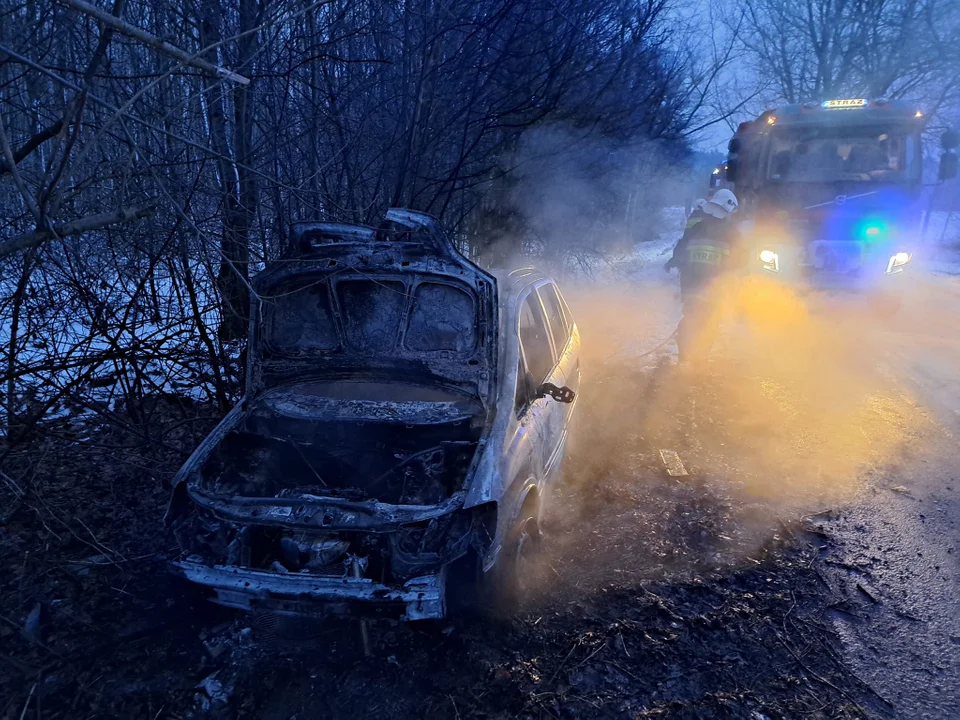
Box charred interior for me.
[198,381,485,506]
[201,430,476,505]
[172,507,481,586]
[172,379,490,590]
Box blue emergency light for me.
[857,217,891,242]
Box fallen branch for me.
[0,202,157,259]
[546,636,584,685]
[18,682,36,720]
[59,0,250,85]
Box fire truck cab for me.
[720,98,958,314]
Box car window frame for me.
[403,279,479,354]
[537,282,571,354]
[517,289,556,383]
[554,285,574,329]
[514,287,558,418]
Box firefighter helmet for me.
[704,189,739,218]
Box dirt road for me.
[812,275,960,718]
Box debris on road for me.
[21,602,42,645]
[659,448,688,476]
[856,582,880,604]
[194,671,233,713]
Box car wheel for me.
[445,514,544,619]
[493,515,543,614]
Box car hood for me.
[247,211,498,405]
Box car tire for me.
[491,515,543,614]
[445,514,544,619]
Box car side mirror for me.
[939,151,958,181]
[536,382,576,404]
[728,138,742,154]
[942,129,960,151]
[725,157,740,183]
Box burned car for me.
[165,209,580,620]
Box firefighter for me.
[664,189,740,363]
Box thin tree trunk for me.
[5,250,39,433]
[198,0,252,342]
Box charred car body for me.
[165,210,580,620]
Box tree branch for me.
[0,120,64,176]
[59,0,250,85]
[0,111,43,223]
[0,203,157,260]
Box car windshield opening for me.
[266,280,339,351]
[265,277,477,355]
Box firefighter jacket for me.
[667,211,742,298]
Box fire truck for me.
[718,98,959,314]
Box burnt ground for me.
[0,348,922,720]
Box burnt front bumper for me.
[172,560,446,621]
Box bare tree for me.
[730,0,960,111]
[0,0,706,441]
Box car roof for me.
[490,267,553,307]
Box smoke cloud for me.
[481,127,939,602]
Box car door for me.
[535,282,576,480]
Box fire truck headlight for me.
[886,252,911,274]
[759,249,779,272]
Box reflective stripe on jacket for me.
[685,243,730,266]
[669,212,738,297]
